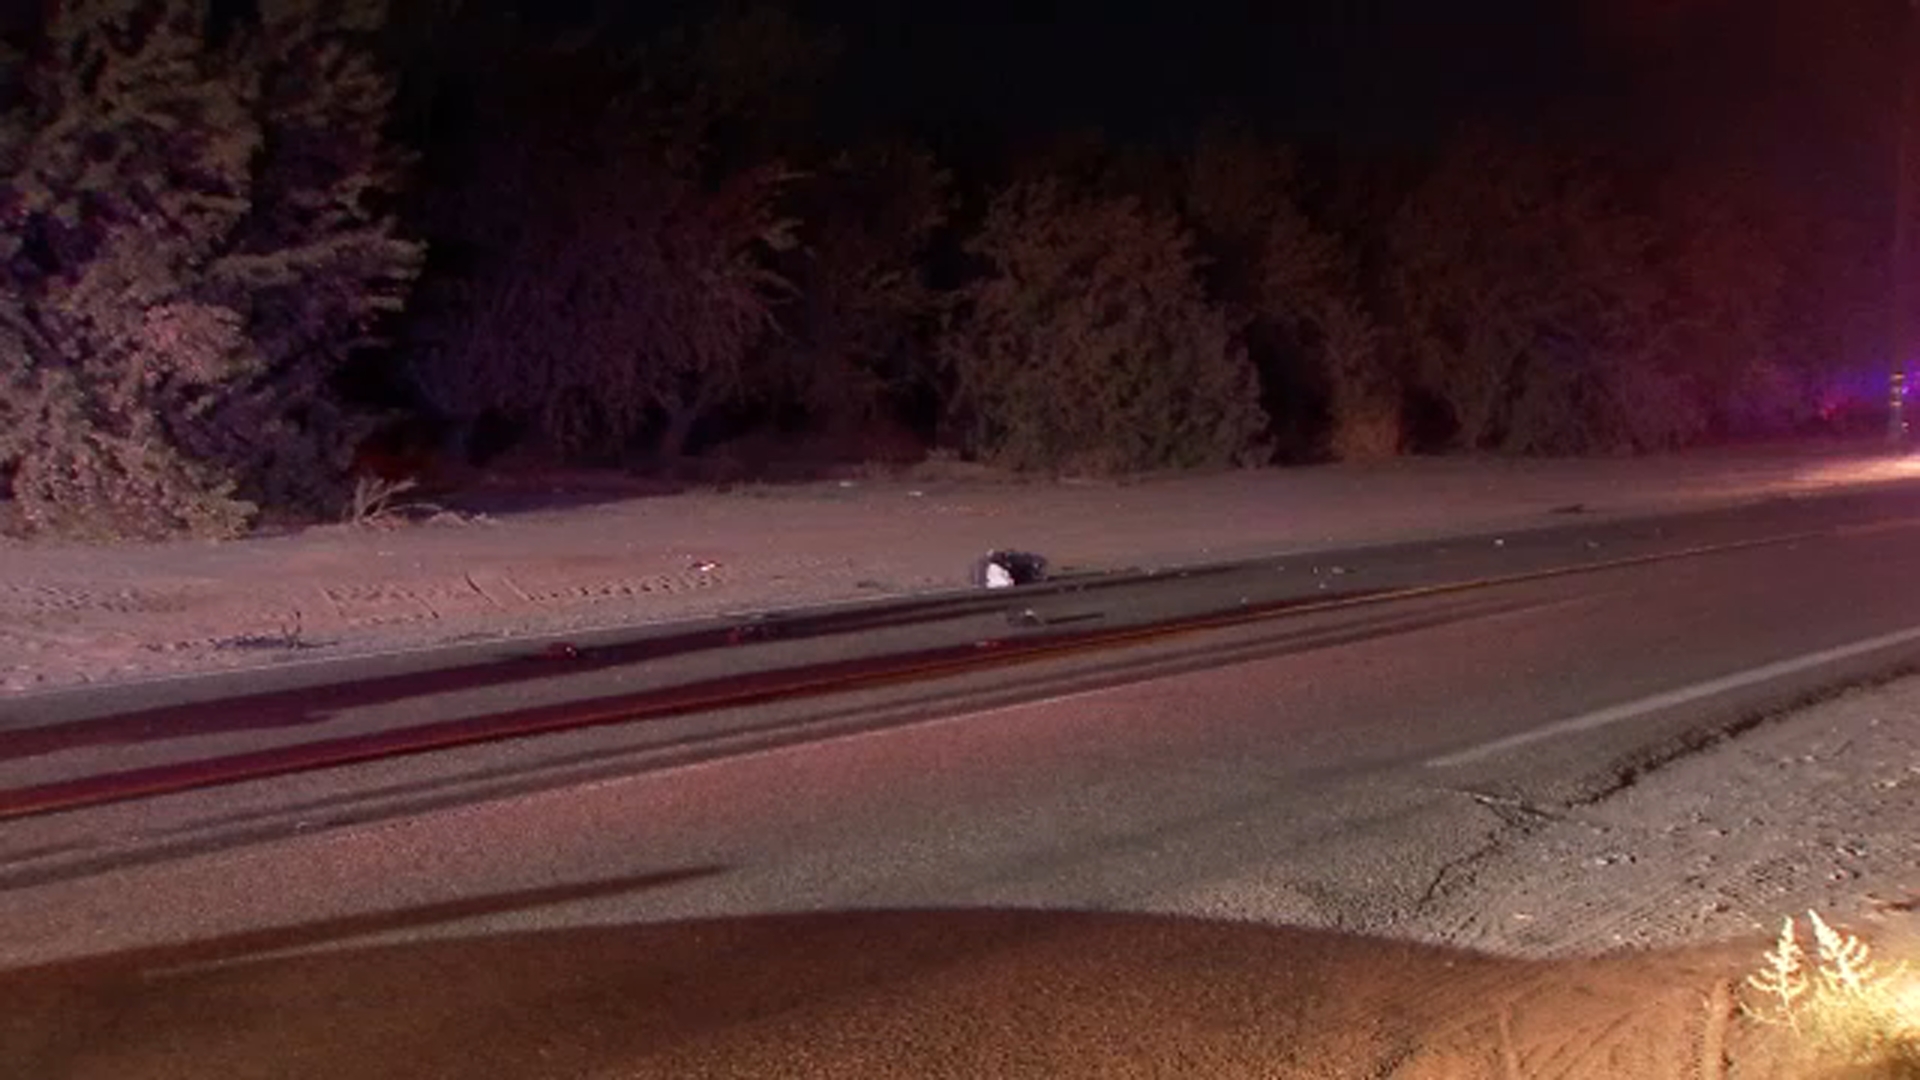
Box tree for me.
[1182,121,1398,459]
[941,178,1269,474]
[402,7,821,464]
[1385,130,1695,454]
[417,132,794,462]
[0,0,421,538]
[770,142,949,436]
[1650,164,1800,437]
[182,0,424,509]
[1313,295,1400,461]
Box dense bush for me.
[769,143,950,436]
[413,139,794,463]
[1181,124,1399,461]
[1385,131,1701,454]
[1651,168,1807,437]
[941,179,1269,474]
[401,8,825,464]
[0,0,421,538]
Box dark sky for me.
[510,0,1604,145]
[775,0,1898,242]
[798,0,1599,144]
[2,0,1895,196]
[3,0,1880,165]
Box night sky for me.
[797,0,1598,143]
[805,0,1891,255]
[500,0,1896,199]
[2,0,1891,169]
[508,0,1615,141]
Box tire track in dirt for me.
[499,565,725,605]
[0,552,811,692]
[0,582,198,618]
[301,562,740,632]
[3,564,726,651]
[1391,954,1739,1079]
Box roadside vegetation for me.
[1744,910,1920,1078]
[0,1,1887,540]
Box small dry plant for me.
[343,475,424,526]
[1743,910,1919,1076]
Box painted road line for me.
[1426,622,1920,768]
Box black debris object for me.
[971,549,1049,588]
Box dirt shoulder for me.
[2,440,1911,697]
[1411,674,1920,962]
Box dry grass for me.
[342,475,429,526]
[1743,910,1920,1077]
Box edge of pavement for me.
[1403,662,1920,966]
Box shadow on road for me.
[3,899,1767,1079]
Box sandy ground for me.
[5,441,1920,1077]
[3,440,1917,697]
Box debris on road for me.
[972,550,1049,589]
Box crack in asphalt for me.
[1407,788,1607,921]
[1414,824,1515,915]
[1403,791,1559,919]
[1405,789,1567,917]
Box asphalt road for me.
[6,484,1920,1076]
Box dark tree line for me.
[0,0,1887,538]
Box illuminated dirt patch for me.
[7,905,1899,1080]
